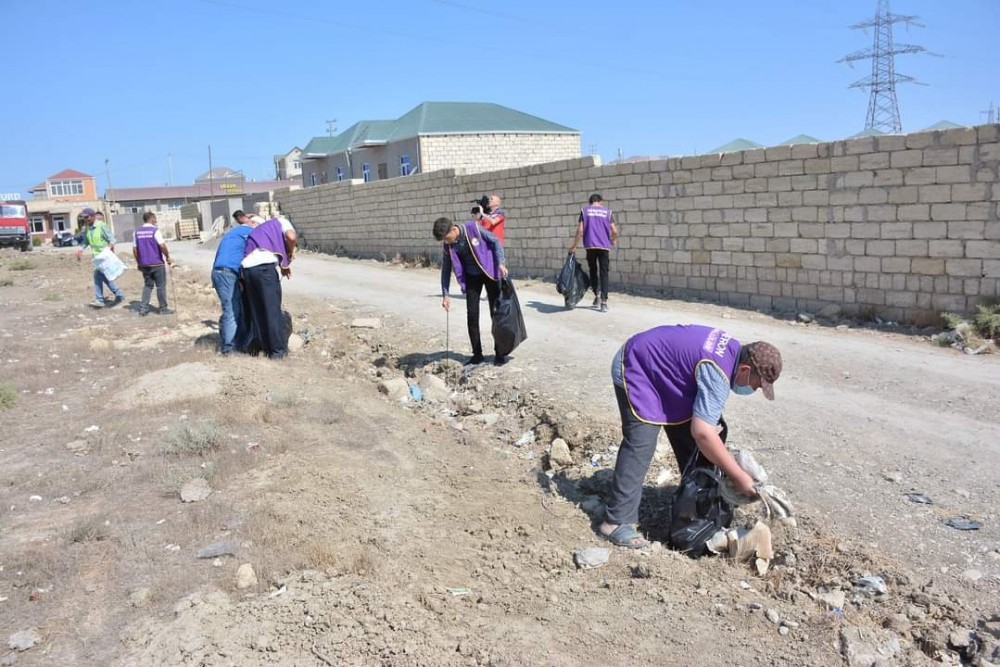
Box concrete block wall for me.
[276,124,1000,324]
[420,133,582,176]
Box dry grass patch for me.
[9,259,35,271]
[156,420,221,456]
[0,382,16,410]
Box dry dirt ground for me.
[0,246,998,667]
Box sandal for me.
[600,524,650,549]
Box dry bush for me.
[9,259,34,271]
[66,515,112,544]
[156,420,221,456]
[0,382,16,410]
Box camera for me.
[470,194,491,216]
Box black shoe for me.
[109,296,124,307]
[592,296,600,307]
[138,309,149,317]
[465,354,486,366]
[158,307,175,315]
[493,355,509,366]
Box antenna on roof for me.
[326,119,338,136]
[982,101,996,125]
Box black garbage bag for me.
[491,277,527,357]
[556,252,590,308]
[669,418,735,556]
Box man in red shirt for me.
[479,194,506,245]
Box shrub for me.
[972,301,1000,339]
[156,420,221,456]
[9,259,34,271]
[0,383,16,410]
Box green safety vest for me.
[86,222,109,253]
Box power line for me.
[837,0,939,133]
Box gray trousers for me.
[139,265,167,311]
[604,385,713,526]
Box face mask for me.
[733,383,755,396]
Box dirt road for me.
[1,245,997,666]
[174,241,1000,576]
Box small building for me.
[107,168,298,213]
[300,101,580,186]
[273,148,302,181]
[25,169,103,242]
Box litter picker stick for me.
[445,306,450,383]
[167,263,179,318]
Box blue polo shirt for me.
[212,225,254,271]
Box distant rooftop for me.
[303,102,577,158]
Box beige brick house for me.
[300,102,580,186]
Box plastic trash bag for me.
[556,252,590,309]
[491,277,527,357]
[93,248,126,281]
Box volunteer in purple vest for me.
[600,324,782,549]
[240,215,296,359]
[432,216,509,366]
[132,211,174,316]
[568,194,618,312]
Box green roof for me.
[302,102,576,157]
[921,120,965,131]
[779,134,822,145]
[710,138,763,153]
[848,128,887,139]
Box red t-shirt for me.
[482,208,505,245]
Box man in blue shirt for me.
[212,210,257,355]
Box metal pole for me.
[104,158,115,231]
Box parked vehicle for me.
[52,230,78,247]
[0,200,31,252]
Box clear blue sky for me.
[3,0,997,196]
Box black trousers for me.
[242,264,286,358]
[605,384,715,526]
[586,249,610,300]
[464,273,500,357]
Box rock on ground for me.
[130,587,152,608]
[180,478,212,503]
[573,547,610,569]
[351,317,382,329]
[236,564,258,590]
[7,629,41,652]
[839,627,902,667]
[549,438,573,469]
[287,333,305,353]
[418,374,450,402]
[378,378,410,402]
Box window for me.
[377,163,388,180]
[336,167,344,182]
[400,155,411,176]
[362,163,371,183]
[49,180,84,197]
[1,204,26,217]
[129,206,141,213]
[309,173,318,187]
[293,160,301,170]
[30,216,46,233]
[52,215,68,231]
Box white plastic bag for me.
[93,248,126,281]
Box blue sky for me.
[2,0,997,196]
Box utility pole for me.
[838,0,936,133]
[104,158,115,231]
[326,119,337,136]
[208,145,214,199]
[168,152,174,186]
[982,101,996,125]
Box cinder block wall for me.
[276,124,1000,323]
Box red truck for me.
[0,199,31,252]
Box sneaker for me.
[158,307,175,315]
[592,296,600,307]
[465,354,486,366]
[109,296,124,307]
[600,301,608,313]
[88,299,106,308]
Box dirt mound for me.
[114,362,222,407]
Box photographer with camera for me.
[471,193,506,245]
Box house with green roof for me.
[300,102,580,186]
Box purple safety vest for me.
[449,221,497,292]
[581,205,614,249]
[622,324,742,424]
[134,224,164,267]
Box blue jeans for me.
[212,268,243,353]
[93,269,123,301]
